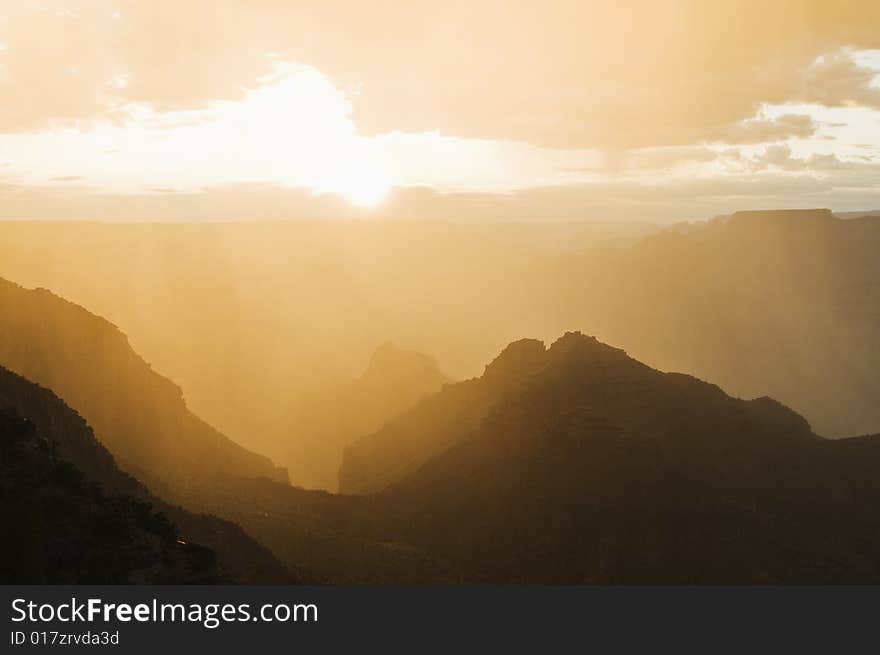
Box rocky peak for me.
[482,338,547,388]
[363,342,445,384]
[544,331,632,369]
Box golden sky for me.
[1,0,879,221]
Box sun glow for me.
[0,57,601,206]
[332,168,391,208]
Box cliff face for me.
[0,277,288,495]
[0,365,297,583]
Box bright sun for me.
[335,168,391,208]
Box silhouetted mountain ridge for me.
[0,277,288,496]
[481,337,548,389]
[347,332,880,582]
[0,278,434,582]
[341,332,819,495]
[530,209,880,437]
[0,365,296,583]
[5,268,880,583]
[0,406,224,583]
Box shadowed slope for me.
[343,332,880,582]
[0,366,297,583]
[339,338,543,494]
[0,220,651,465]
[5,270,880,583]
[0,277,288,497]
[0,277,439,582]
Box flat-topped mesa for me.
[727,208,836,230]
[363,341,445,384]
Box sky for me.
[1,0,879,222]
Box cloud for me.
[49,175,84,182]
[584,147,721,174]
[1,173,876,224]
[1,1,878,149]
[0,1,273,131]
[802,50,880,109]
[750,144,870,173]
[712,114,818,144]
[299,2,880,148]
